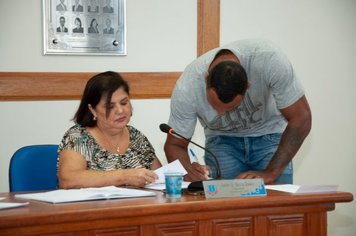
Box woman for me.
[58,71,161,189]
[88,18,99,34]
[72,17,83,33]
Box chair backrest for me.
[9,144,59,192]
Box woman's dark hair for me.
[75,17,82,27]
[90,18,97,27]
[74,71,129,127]
[207,60,248,103]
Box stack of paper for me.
[15,186,156,204]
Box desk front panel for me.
[0,190,352,236]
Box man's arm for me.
[164,134,209,182]
[238,95,312,184]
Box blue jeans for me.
[204,134,293,184]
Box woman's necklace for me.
[97,127,126,153]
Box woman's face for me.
[75,19,80,27]
[90,87,132,130]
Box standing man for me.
[163,39,312,184]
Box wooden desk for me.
[0,190,353,236]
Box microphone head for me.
[159,123,172,134]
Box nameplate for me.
[203,178,266,199]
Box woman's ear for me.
[247,81,251,89]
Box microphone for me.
[159,123,221,192]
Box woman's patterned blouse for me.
[58,124,156,170]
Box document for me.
[265,184,338,194]
[15,186,156,204]
[265,184,300,193]
[296,185,338,193]
[0,202,29,210]
[143,159,188,191]
[153,159,187,184]
[145,181,191,191]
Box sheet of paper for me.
[265,184,300,193]
[153,159,187,184]
[15,186,156,204]
[0,202,29,210]
[296,185,338,193]
[145,181,191,191]
[265,184,339,194]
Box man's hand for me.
[184,162,209,182]
[237,170,276,185]
[164,134,210,182]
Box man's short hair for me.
[207,60,248,103]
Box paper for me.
[153,160,187,184]
[145,181,191,191]
[265,184,338,194]
[297,185,338,193]
[266,184,300,193]
[0,202,29,210]
[143,160,188,190]
[15,186,156,204]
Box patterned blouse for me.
[58,124,156,170]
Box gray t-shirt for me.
[168,39,305,138]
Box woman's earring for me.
[93,116,97,120]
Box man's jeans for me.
[204,134,293,184]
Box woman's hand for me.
[124,168,158,187]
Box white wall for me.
[1,1,355,235]
[221,1,356,235]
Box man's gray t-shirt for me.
[168,39,305,139]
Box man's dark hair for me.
[207,60,248,103]
[74,71,129,127]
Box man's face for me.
[106,18,111,27]
[60,18,65,27]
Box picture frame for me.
[43,0,126,56]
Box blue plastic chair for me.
[9,144,59,192]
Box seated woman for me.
[58,71,161,189]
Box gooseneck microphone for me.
[159,123,221,192]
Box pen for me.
[189,148,199,163]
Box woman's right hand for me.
[124,168,158,187]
